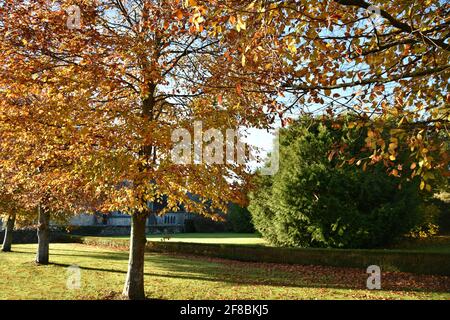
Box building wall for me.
[69,214,97,226]
[69,211,191,227]
[107,216,131,226]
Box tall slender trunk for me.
[123,213,147,300]
[1,212,16,252]
[36,205,50,265]
[122,76,155,299]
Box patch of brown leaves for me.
[164,252,450,293]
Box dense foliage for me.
[227,203,254,233]
[249,117,426,248]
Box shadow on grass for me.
[45,250,450,294]
[6,243,450,297]
[8,244,449,294]
[10,248,129,261]
[49,261,324,291]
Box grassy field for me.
[95,232,450,253]
[0,243,449,300]
[152,233,450,253]
[146,233,267,245]
[90,232,268,245]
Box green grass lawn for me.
[0,243,449,300]
[92,232,450,253]
[146,233,267,245]
[91,232,267,245]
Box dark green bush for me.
[227,203,254,233]
[0,227,81,244]
[183,219,196,233]
[249,117,423,249]
[434,195,450,234]
[189,214,227,232]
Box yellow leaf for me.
[420,181,425,190]
[236,16,246,32]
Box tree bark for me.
[122,213,148,300]
[122,66,155,300]
[36,205,50,265]
[1,213,16,252]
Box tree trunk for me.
[1,213,16,252]
[122,79,154,300]
[36,205,50,265]
[123,213,148,300]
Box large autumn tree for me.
[1,0,447,300]
[0,0,279,299]
[218,0,449,185]
[0,75,103,263]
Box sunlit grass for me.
[146,233,267,245]
[0,243,449,300]
[92,232,267,245]
[89,232,450,253]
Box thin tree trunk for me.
[36,205,50,265]
[123,213,147,300]
[1,212,16,252]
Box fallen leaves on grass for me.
[164,253,450,294]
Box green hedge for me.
[0,229,82,244]
[80,237,450,276]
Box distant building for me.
[69,194,198,235]
[69,210,193,234]
[1,192,226,235]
